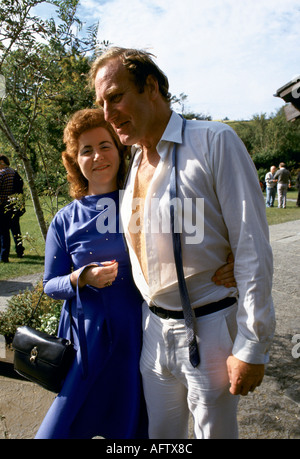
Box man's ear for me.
[145,74,159,100]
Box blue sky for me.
[36,0,300,120]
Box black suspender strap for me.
[169,116,200,367]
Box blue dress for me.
[35,191,148,439]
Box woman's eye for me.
[99,142,112,150]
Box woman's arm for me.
[43,216,76,300]
[44,213,119,298]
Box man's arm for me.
[212,126,275,394]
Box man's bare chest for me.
[133,155,159,200]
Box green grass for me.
[0,192,299,281]
[264,190,300,225]
[0,196,70,281]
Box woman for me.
[35,109,148,439]
[35,108,235,439]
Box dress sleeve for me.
[212,127,275,364]
[43,213,76,300]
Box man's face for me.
[0,160,7,170]
[94,59,153,146]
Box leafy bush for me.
[0,280,63,344]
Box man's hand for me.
[212,252,236,288]
[226,355,264,396]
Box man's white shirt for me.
[120,111,275,364]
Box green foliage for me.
[5,193,26,217]
[0,19,96,196]
[257,167,268,184]
[0,195,73,281]
[0,280,63,344]
[0,0,105,237]
[231,109,300,176]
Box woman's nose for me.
[94,149,104,160]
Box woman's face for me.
[77,126,120,195]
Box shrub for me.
[0,280,63,344]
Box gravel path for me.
[0,220,299,439]
[237,219,300,439]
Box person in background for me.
[265,165,277,207]
[91,47,275,439]
[274,162,291,209]
[0,155,25,262]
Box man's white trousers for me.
[140,302,239,439]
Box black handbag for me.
[12,292,75,393]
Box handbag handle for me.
[25,264,103,380]
[27,287,74,342]
[29,290,45,319]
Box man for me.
[274,162,291,209]
[265,165,277,207]
[90,48,275,439]
[0,155,25,262]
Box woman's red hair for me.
[62,109,130,199]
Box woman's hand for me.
[212,252,236,288]
[70,260,118,289]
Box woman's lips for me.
[93,164,110,171]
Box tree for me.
[0,0,100,239]
[232,108,300,174]
[171,92,212,120]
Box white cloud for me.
[80,0,300,119]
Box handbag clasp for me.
[30,346,38,363]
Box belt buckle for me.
[151,306,169,320]
[162,309,170,320]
